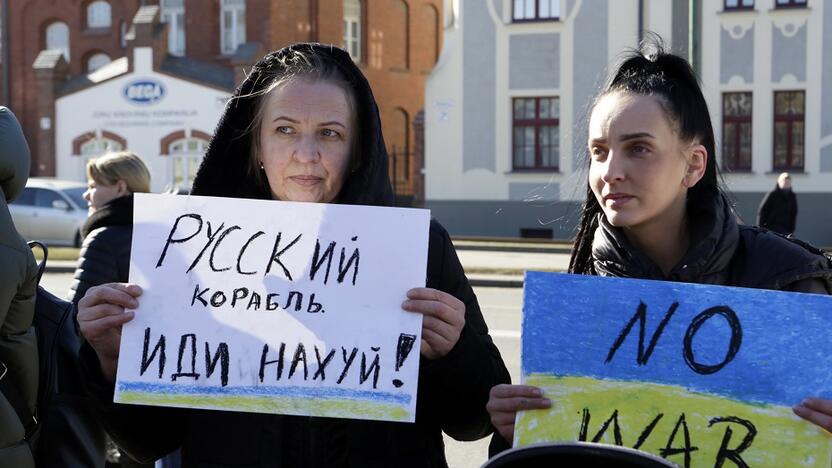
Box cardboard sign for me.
[518,271,832,467]
[115,193,430,423]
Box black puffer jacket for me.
[69,195,133,305]
[592,190,832,292]
[81,43,510,468]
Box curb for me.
[467,275,524,288]
[43,261,76,274]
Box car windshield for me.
[63,187,87,210]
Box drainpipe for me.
[689,0,701,76]
[2,0,9,106]
[638,0,644,44]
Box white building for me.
[37,6,235,193]
[425,0,832,245]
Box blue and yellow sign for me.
[517,272,832,467]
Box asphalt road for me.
[40,272,521,468]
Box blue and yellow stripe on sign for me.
[516,374,832,467]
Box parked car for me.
[9,177,88,247]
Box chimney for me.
[126,5,168,71]
[32,50,69,176]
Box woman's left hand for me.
[794,398,832,431]
[402,287,466,359]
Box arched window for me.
[167,135,209,190]
[45,21,70,61]
[79,136,123,156]
[87,1,112,29]
[86,52,111,73]
[423,5,440,66]
[343,0,362,61]
[393,0,410,69]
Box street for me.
[39,272,522,468]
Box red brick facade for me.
[2,0,441,201]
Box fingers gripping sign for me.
[78,283,143,382]
[401,287,466,359]
[486,384,552,443]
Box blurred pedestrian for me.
[757,172,798,236]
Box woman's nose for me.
[293,136,321,163]
[83,189,91,201]
[600,151,625,183]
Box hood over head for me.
[0,107,31,203]
[191,43,394,207]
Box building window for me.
[773,91,805,171]
[220,0,246,55]
[724,0,754,10]
[722,92,753,171]
[45,21,70,61]
[512,97,559,170]
[87,1,112,29]
[86,52,111,73]
[120,20,127,48]
[162,0,186,56]
[513,0,560,22]
[169,138,208,190]
[80,136,123,157]
[343,0,362,61]
[775,0,807,7]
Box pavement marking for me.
[490,329,521,339]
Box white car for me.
[9,178,89,247]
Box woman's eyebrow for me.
[272,115,299,123]
[318,121,346,128]
[619,132,655,141]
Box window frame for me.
[512,97,560,172]
[86,1,112,29]
[45,21,71,61]
[86,52,111,73]
[220,0,246,56]
[512,0,560,23]
[168,137,209,190]
[774,0,807,8]
[721,92,753,172]
[723,0,755,11]
[772,90,805,171]
[343,0,362,62]
[161,0,186,56]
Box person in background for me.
[757,172,798,236]
[69,151,155,468]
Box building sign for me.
[123,78,166,105]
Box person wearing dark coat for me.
[756,172,798,236]
[486,42,832,459]
[76,43,510,467]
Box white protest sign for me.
[114,193,430,422]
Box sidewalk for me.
[43,239,574,289]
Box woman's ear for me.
[116,179,129,196]
[683,144,707,188]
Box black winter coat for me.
[69,195,133,305]
[756,185,798,235]
[81,44,510,468]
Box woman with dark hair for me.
[486,40,832,453]
[76,44,510,467]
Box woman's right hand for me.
[487,384,551,443]
[78,283,142,382]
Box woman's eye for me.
[277,126,293,134]
[590,147,607,159]
[631,144,649,154]
[321,128,341,138]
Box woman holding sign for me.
[77,43,510,467]
[486,39,832,453]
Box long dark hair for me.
[568,37,724,274]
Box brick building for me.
[0,0,442,202]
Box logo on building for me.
[123,79,166,105]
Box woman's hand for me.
[402,287,465,359]
[487,384,552,443]
[77,283,142,382]
[794,398,832,431]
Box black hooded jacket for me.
[69,195,134,305]
[592,191,832,292]
[80,44,509,468]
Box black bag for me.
[30,242,107,467]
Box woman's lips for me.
[290,175,322,186]
[603,193,634,208]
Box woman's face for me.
[588,92,705,231]
[83,178,126,214]
[258,78,353,204]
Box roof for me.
[58,57,130,96]
[160,55,235,91]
